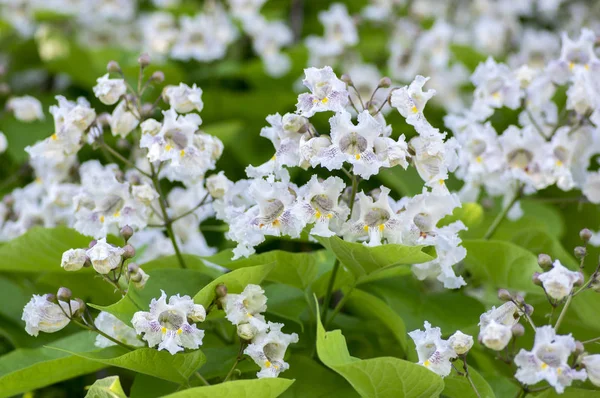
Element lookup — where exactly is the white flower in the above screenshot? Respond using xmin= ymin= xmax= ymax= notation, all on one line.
xmin=109 ymin=101 xmax=139 ymax=138
xmin=7 ymin=96 xmax=44 ymax=122
xmin=22 ymin=294 xmax=80 ymax=336
xmin=296 ymin=66 xmax=349 ymax=117
xmin=244 ymin=322 xmax=299 ymax=378
xmin=343 ymin=187 xmax=402 ymax=246
xmin=582 ymin=355 xmax=600 ymax=387
xmin=164 ymin=83 xmax=204 ymax=114
xmin=409 ymin=131 xmax=459 ymax=186
xmin=94 ymin=312 xmax=144 ymax=348
xmin=448 ymin=331 xmax=473 ymax=355
xmin=206 ymin=171 xmax=232 ymax=199
xmin=86 ymin=238 xmax=125 ymax=274
xmin=514 ymin=326 xmax=586 ymax=394
xmin=140 ymin=109 xmax=200 ymax=163
xmin=470 ymin=58 xmax=523 ymax=117
xmin=316 ymin=110 xmax=386 ymax=179
xmin=479 ymin=302 xmax=521 ymax=351
xmin=61 ymin=248 xmax=88 ymax=271
xmin=538 ymin=260 xmax=583 ymax=301
xmin=583 ymin=171 xmax=600 ymax=204
xmin=0 ymin=132 xmax=7 ymax=154
xmin=390 ymin=75 xmax=436 ymax=127
xmin=93 ymin=74 xmax=127 ymax=105
xmin=408 ymin=321 xmax=457 ymax=377
xmin=221 ymin=284 xmax=268 ymax=332
xmin=131 ymin=290 xmax=206 ymax=355
xmin=547 ymin=28 xmax=600 ymax=85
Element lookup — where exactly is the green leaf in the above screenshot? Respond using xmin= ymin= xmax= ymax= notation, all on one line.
xmin=193 ymin=263 xmax=275 ymax=307
xmin=315 ymin=236 xmax=435 ymax=283
xmin=0 ymin=332 xmax=105 ymax=398
xmin=162 ymin=378 xmax=294 ymax=398
xmin=264 ymin=284 xmax=307 ymax=331
xmin=536 ymin=388 xmax=600 ymax=397
xmin=508 ymin=228 xmax=578 ymax=269
xmin=130 ymin=374 xmax=178 ymax=398
xmin=345 ymin=289 xmax=407 ymax=352
xmin=203 ymin=250 xmax=320 ymax=290
xmin=140 ymin=254 xmax=222 ymax=278
xmin=315 ymin=298 xmax=444 ymax=398
xmin=85 ymin=376 xmax=127 ymax=398
xmin=462 ymin=240 xmax=542 ymax=295
xmin=52 ymin=345 xmax=206 ymax=384
xmin=443 ymin=367 xmax=496 ymax=398
xmin=441 ymin=202 xmax=484 ymax=229
xmin=281 ymin=355 xmax=359 ymax=397
xmin=90 ymin=268 xmax=214 ymax=325
xmin=0 ymin=226 xmax=91 ymax=272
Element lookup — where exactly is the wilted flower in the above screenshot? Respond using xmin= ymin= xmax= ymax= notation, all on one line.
xmin=22 ymin=294 xmax=80 ymax=336
xmin=61 ymin=248 xmax=88 ymax=271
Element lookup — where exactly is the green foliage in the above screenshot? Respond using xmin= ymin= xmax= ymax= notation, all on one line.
xmin=84 ymin=376 xmax=127 ymax=398
xmin=162 ymin=378 xmax=295 ymax=398
xmin=315 ymin=299 xmax=445 ymax=398
xmin=442 ymin=367 xmax=496 ymax=398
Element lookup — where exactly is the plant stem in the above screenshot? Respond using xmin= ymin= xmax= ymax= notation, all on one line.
xmin=321 ymin=259 xmax=340 ymax=321
xmin=554 ymin=294 xmax=572 ymax=331
xmin=150 ymin=163 xmax=187 ymax=269
xmin=101 ymin=142 xmax=152 ymax=178
xmin=325 ymin=285 xmax=355 ymax=328
xmin=194 ymin=371 xmax=210 ymax=386
xmin=484 ymin=187 xmax=521 ymax=240
xmin=582 ymin=336 xmax=600 ymax=344
xmin=223 ymin=343 xmax=246 ymax=382
xmin=170 ymin=193 xmax=210 ymax=223
xmin=462 ymin=357 xmax=481 ymax=398
xmin=101 ymin=274 xmax=127 ymax=297
xmin=72 ymin=319 xmax=136 ymax=351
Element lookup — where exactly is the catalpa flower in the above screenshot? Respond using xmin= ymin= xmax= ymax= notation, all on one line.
xmin=22 ymin=294 xmax=80 ymax=336
xmin=132 ymin=290 xmax=206 ymax=355
xmin=538 ymin=260 xmax=583 ymax=301
xmin=94 ymin=312 xmax=144 ymax=348
xmin=221 ymin=284 xmax=269 ymax=333
xmin=244 ymin=322 xmax=299 ymax=378
xmin=163 ymin=83 xmax=204 ymax=114
xmin=408 ymin=321 xmax=457 ymax=377
xmin=296 ymin=66 xmax=349 ymax=117
xmin=93 ymin=74 xmax=126 ymax=105
xmin=479 ymin=302 xmax=521 ymax=351
xmin=514 ymin=326 xmax=586 ymax=394
xmin=7 ymin=95 xmax=44 ymax=122
xmin=390 ymin=75 xmax=436 ymax=128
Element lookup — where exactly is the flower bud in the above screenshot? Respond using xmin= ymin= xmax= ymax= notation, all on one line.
xmin=122 ymin=244 xmax=136 ymax=259
xmin=448 ymin=331 xmax=473 ymax=355
xmin=574 ymin=272 xmax=585 ymax=286
xmin=215 ymin=283 xmax=227 ymax=298
xmin=537 ymin=253 xmax=553 ymax=269
xmin=138 ymin=53 xmax=151 ymax=67
xmin=498 ymin=289 xmax=512 ymax=301
xmin=574 ymin=246 xmax=587 ymax=259
xmin=120 ymin=225 xmax=134 ymax=242
xmin=57 ymin=287 xmax=72 ymax=302
xmin=591 ymin=278 xmax=600 ymax=293
xmin=107 ymin=60 xmax=121 ymax=73
xmin=0 ymin=83 xmax=10 ymax=96
xmin=378 ymin=77 xmax=392 ymax=88
xmin=341 ymin=74 xmax=353 ymax=85
xmin=511 ymin=323 xmax=525 ymax=337
xmin=532 ymin=272 xmax=542 ymax=286
xmin=73 ymin=298 xmax=86 ymax=317
xmin=130 ymin=272 xmax=143 ymax=283
xmin=575 ymin=341 xmax=585 ymax=355
xmin=151 ymin=71 xmax=164 ymax=83
xmin=514 ymin=295 xmax=525 ymax=306
xmin=61 ymin=248 xmax=88 ymax=271
xmin=132 ymin=268 xmax=149 ymax=288
xmin=523 ymin=304 xmax=534 ymax=316
xmin=45 ymin=293 xmax=58 ymax=303
xmin=128 ymin=262 xmax=140 ymax=274
xmin=237 ymin=323 xmax=257 ymax=341
xmin=580 ymin=228 xmax=593 ymax=243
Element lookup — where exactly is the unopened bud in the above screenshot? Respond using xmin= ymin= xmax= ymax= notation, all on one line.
xmin=532 ymin=272 xmax=543 ymax=286
xmin=128 ymin=262 xmax=140 ymax=274
xmin=514 ymin=295 xmax=525 ymax=306
xmin=378 ymin=77 xmax=392 ymax=88
xmin=237 ymin=323 xmax=257 ymax=341
xmin=120 ymin=225 xmax=134 ymax=242
xmin=138 ymin=53 xmax=151 ymax=67
xmin=574 ymin=246 xmax=587 ymax=259
xmin=89 ymin=239 xmax=97 ymax=248
xmin=341 ymin=74 xmax=353 ymax=85
xmin=141 ymin=103 xmax=154 ymax=117
xmin=574 ymin=272 xmax=585 ymax=286
xmin=122 ymin=244 xmax=135 ymax=259
xmin=74 ymin=298 xmax=86 ymax=317
xmin=591 ymin=279 xmax=600 ymax=293
xmin=0 ymin=83 xmax=10 ymax=96
xmin=107 ymin=61 xmax=121 ymax=73
xmin=498 ymin=289 xmax=512 ymax=301
xmin=57 ymin=287 xmax=72 ymax=302
xmin=511 ymin=323 xmax=525 ymax=337
xmin=151 ymin=71 xmax=164 ymax=83
xmin=84 ymin=256 xmax=92 ymax=268
xmin=3 ymin=194 xmax=14 ymax=206
xmin=130 ymin=272 xmax=143 ymax=283
xmin=575 ymin=341 xmax=585 ymax=354
xmin=45 ymin=293 xmax=57 ymax=303
xmin=537 ymin=253 xmax=553 ymax=270
xmin=215 ymin=283 xmax=227 ymax=298
xmin=580 ymin=228 xmax=593 ymax=243
xmin=524 ymin=304 xmax=534 ymax=316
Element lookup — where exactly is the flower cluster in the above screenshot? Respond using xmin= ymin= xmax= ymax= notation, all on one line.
xmin=220 ymin=284 xmax=298 ymax=378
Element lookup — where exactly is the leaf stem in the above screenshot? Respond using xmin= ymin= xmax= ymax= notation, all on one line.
xmin=582 ymin=336 xmax=600 ymax=344
xmin=223 ymin=342 xmax=246 ymax=382
xmin=193 ymin=371 xmax=210 ymax=386
xmin=461 ymin=356 xmax=481 ymax=398
xmin=71 ymin=319 xmax=136 ymax=351
xmin=483 ymin=186 xmax=521 ymax=240
xmin=321 ymin=259 xmax=340 ymax=322
xmin=554 ymin=294 xmax=572 ymax=332
xmin=325 ymin=285 xmax=355 ymax=328
xmin=100 ymin=142 xmax=152 ymax=179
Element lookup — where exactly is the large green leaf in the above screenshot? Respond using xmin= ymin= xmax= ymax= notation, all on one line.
xmin=441 ymin=202 xmax=484 ymax=229
xmin=443 ymin=367 xmax=496 ymax=398
xmin=90 ymin=268 xmax=214 ymax=325
xmin=52 ymin=345 xmax=206 ymax=384
xmin=193 ymin=263 xmax=275 ymax=307
xmin=85 ymin=376 xmax=127 ymax=398
xmin=205 ymin=250 xmax=320 ymax=290
xmin=315 ymin=299 xmax=444 ymax=398
xmin=462 ymin=240 xmax=542 ymax=295
xmin=140 ymin=254 xmax=222 ymax=278
xmin=315 ymin=236 xmax=435 ymax=283
xmin=345 ymin=289 xmax=407 ymax=352
xmin=0 ymin=332 xmax=105 ymax=398
xmin=162 ymin=378 xmax=294 ymax=398
xmin=129 ymin=374 xmax=179 ymax=398
xmin=0 ymin=226 xmax=91 ymax=272
xmin=281 ymin=355 xmax=359 ymax=397
xmin=509 ymin=229 xmax=578 ymax=269
xmin=537 ymin=388 xmax=600 ymax=397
